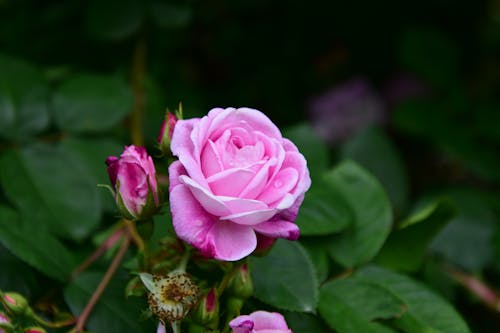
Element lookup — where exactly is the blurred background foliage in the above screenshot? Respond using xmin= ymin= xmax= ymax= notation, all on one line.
xmin=1 ymin=0 xmax=500 ymax=332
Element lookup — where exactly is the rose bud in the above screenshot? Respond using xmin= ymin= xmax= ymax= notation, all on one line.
xmin=190 ymin=288 xmax=219 ymax=328
xmin=105 ymin=145 xmax=160 ymax=220
xmin=2 ymin=292 xmax=30 ymax=316
xmin=0 ymin=312 xmax=13 ymax=332
xmin=226 ymin=263 xmax=253 ymax=300
xmin=140 ymin=272 xmax=200 ymax=323
xmin=168 ymin=107 xmax=311 ymax=261
xmin=229 ymin=311 xmax=292 ymax=333
xmin=158 ymin=111 xmax=178 ymax=156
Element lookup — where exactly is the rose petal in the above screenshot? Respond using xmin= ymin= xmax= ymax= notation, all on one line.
xmin=250 ymin=311 xmax=290 ymax=330
xmin=257 ymin=168 xmax=299 ymax=206
xmin=208 ymin=220 xmax=257 ymax=261
xmin=221 ymin=209 xmax=277 ymax=226
xmin=220 ymin=197 xmax=269 ymax=215
xmin=281 ymin=151 xmax=311 ymax=197
xmin=117 ymin=162 xmax=147 ymax=216
xmin=239 ymin=157 xmax=278 ymax=199
xmin=169 ymin=184 xmax=217 ymax=257
xmin=201 ymin=140 xmax=224 ymax=177
xmin=207 ymin=168 xmax=256 ymax=197
xmin=229 ymin=315 xmax=254 ymax=333
xmin=179 ymin=175 xmax=231 ymax=216
xmin=252 ymin=220 xmax=299 ymax=240
xmin=171 ymin=118 xmax=210 ymax=189
xmin=168 ymin=161 xmax=187 ymax=191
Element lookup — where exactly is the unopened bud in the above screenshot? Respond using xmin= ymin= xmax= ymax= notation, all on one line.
xmin=0 ymin=312 xmax=13 ymax=331
xmin=140 ymin=271 xmax=200 ymax=323
xmin=24 ymin=327 xmax=47 ymax=333
xmin=2 ymin=293 xmax=30 ymax=316
xmin=227 ymin=263 xmax=253 ymax=299
xmin=190 ymin=288 xmax=219 ymax=328
xmin=158 ymin=110 xmax=179 ymax=156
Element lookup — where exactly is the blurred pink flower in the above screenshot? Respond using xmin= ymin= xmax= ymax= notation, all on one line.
xmin=229 ymin=311 xmax=292 ymax=333
xmin=308 ymin=77 xmax=385 ymax=144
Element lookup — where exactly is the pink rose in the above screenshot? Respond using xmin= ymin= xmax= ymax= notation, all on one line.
xmin=229 ymin=311 xmax=292 ymax=333
xmin=168 ymin=107 xmax=311 ymax=261
xmin=106 ymin=145 xmax=159 ymax=220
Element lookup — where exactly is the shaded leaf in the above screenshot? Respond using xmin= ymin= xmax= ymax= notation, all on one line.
xmin=52 ymin=73 xmax=133 ymax=133
xmin=357 ymin=266 xmax=470 ymax=333
xmin=319 ymin=276 xmax=403 ymax=333
xmin=250 ymin=240 xmax=317 ymax=312
xmin=284 ymin=311 xmax=332 ymax=333
xmin=147 ymin=2 xmax=192 ymax=29
xmin=326 ymin=160 xmax=392 ymax=267
xmin=376 ymin=197 xmax=456 ymax=272
xmin=64 ymin=271 xmax=153 ymax=333
xmin=0 ymin=144 xmax=101 ymax=241
xmin=0 ymin=206 xmax=75 ymax=281
xmin=341 ymin=126 xmax=409 ymax=213
xmin=0 ymin=54 xmax=49 ymax=140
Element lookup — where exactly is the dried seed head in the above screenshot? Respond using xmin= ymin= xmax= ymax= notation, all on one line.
xmin=141 ymin=271 xmax=200 ymax=323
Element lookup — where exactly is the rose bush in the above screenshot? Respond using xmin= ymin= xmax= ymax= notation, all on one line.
xmin=168 ymin=107 xmax=311 ymax=261
xmin=229 ymin=311 xmax=292 ymax=333
xmin=106 ymin=145 xmax=159 ymax=220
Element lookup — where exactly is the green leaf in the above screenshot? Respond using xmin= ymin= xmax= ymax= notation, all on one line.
xmin=356 ymin=266 xmax=470 ymax=333
xmin=376 ymin=197 xmax=456 ymax=272
xmin=300 ymin=239 xmax=330 ymax=283
xmin=0 ymin=244 xmax=39 ymax=296
xmin=60 ymin=137 xmax=123 ymax=212
xmin=430 ymin=189 xmax=496 ymax=271
xmin=284 ymin=312 xmax=332 ymax=333
xmin=0 ymin=206 xmax=75 ymax=281
xmin=147 ymin=2 xmax=192 ymax=29
xmin=325 ymin=160 xmax=392 ymax=267
xmin=85 ymin=0 xmax=143 ymax=40
xmin=0 ymin=54 xmax=49 ymax=140
xmin=52 ymin=73 xmax=133 ymax=133
xmin=295 ymin=186 xmax=352 ymax=236
xmin=250 ymin=240 xmax=318 ymax=312
xmin=0 ymin=144 xmax=101 ymax=241
xmin=341 ymin=126 xmax=409 ymax=213
xmin=64 ymin=271 xmax=154 ymax=333
xmin=319 ymin=276 xmax=403 ymax=333
xmin=282 ymin=123 xmax=329 ymax=179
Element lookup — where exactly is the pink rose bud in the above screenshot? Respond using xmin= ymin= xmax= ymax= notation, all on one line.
xmin=106 ymin=145 xmax=160 ymax=220
xmin=158 ymin=107 xmax=180 ymax=156
xmin=227 ymin=263 xmax=253 ymax=299
xmin=229 ymin=311 xmax=292 ymax=333
xmin=190 ymin=288 xmax=219 ymax=328
xmin=2 ymin=292 xmax=30 ymax=315
xmin=168 ymin=107 xmax=311 ymax=261
xmin=0 ymin=312 xmax=13 ymax=333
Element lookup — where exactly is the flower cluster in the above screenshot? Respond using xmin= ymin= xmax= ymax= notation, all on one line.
xmin=107 ymin=107 xmax=307 ymax=332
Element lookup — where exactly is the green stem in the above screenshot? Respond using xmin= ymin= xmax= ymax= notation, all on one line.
xmin=130 ymin=35 xmax=146 ymax=147
xmin=34 ymin=314 xmax=76 ymax=328
xmin=171 ymin=321 xmax=181 ymax=333
xmin=217 ymin=262 xmax=241 ymax=296
xmin=176 ymin=247 xmax=191 ymax=273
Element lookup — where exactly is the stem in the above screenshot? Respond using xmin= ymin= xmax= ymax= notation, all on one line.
xmin=217 ymin=262 xmax=241 ymax=296
xmin=71 ymin=227 xmax=125 ymax=280
xmin=130 ymin=35 xmax=147 ymax=147
xmin=34 ymin=314 xmax=76 ymax=328
xmin=171 ymin=321 xmax=181 ymax=333
xmin=175 ymin=247 xmax=191 ymax=273
xmin=73 ymin=234 xmax=131 ymax=333
xmin=447 ymin=267 xmax=500 ymax=311
xmin=125 ymin=219 xmax=145 ymax=251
